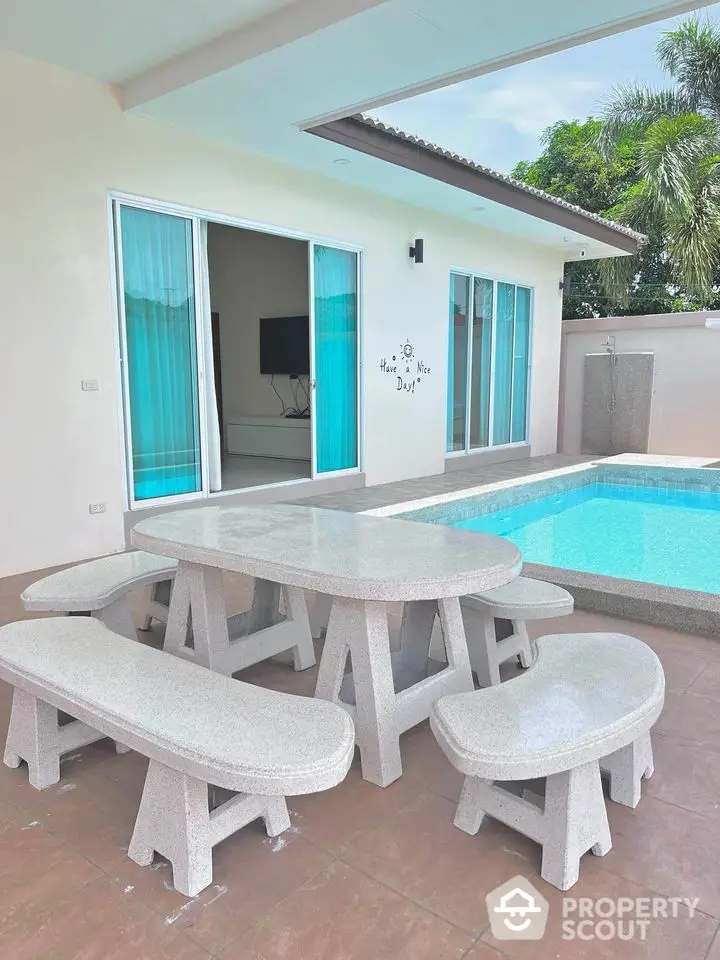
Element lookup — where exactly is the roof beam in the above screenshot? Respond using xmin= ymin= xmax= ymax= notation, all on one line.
xmin=122 ymin=0 xmax=391 ymax=109
xmin=308 ymin=116 xmax=641 ymax=253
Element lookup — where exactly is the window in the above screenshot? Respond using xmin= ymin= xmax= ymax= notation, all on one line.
xmin=447 ymin=272 xmax=532 ymax=453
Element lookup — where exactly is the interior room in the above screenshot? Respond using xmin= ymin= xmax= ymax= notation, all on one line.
xmin=207 ymin=223 xmax=312 ymax=492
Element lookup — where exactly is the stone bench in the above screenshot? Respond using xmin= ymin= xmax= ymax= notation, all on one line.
xmin=21 ymin=551 xmax=178 ymax=640
xmin=0 ymin=617 xmax=354 ymax=897
xmin=430 ymin=632 xmax=664 ymax=890
xmin=461 ymin=577 xmax=574 ymax=686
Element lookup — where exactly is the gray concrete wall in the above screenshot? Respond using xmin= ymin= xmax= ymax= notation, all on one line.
xmin=560 ymin=312 xmax=720 ymax=457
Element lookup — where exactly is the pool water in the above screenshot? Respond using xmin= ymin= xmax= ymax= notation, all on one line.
xmin=453 ymin=482 xmax=720 ymax=594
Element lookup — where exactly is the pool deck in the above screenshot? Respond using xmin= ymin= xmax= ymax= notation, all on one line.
xmin=295 ymin=454 xmax=596 ymax=512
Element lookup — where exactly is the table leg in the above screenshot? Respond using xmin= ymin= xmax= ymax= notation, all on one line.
xmin=163 ymin=563 xmax=193 ymax=658
xmin=316 ymin=598 xmax=402 ymax=788
xmin=164 ymin=562 xmax=231 ymax=674
xmin=187 ymin=565 xmax=231 ymax=673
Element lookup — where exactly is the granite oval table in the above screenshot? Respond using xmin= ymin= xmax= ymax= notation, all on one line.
xmin=131 ymin=504 xmax=522 ymax=787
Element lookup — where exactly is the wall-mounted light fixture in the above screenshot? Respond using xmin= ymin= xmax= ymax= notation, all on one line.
xmin=705 ymin=317 xmax=720 ymax=329
xmin=409 ymin=239 xmax=424 ymax=263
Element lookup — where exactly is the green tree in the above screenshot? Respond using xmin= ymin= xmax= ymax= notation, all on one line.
xmin=597 ymin=17 xmax=720 ymax=298
xmin=512 ymin=119 xmax=676 ymax=318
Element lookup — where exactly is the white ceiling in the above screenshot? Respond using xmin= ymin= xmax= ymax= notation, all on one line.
xmin=0 ymin=0 xmax=708 ymax=251
xmin=0 ymin=0 xmax=302 ymax=82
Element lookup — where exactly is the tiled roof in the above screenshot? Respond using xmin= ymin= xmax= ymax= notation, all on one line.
xmin=356 ymin=114 xmax=647 ymax=244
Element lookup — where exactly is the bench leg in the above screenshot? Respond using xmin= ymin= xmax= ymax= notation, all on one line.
xmin=462 ymin=608 xmax=501 ymax=687
xmin=513 ymin=620 xmax=536 ymax=669
xmin=602 ymin=734 xmax=654 ymax=809
xmin=397 ymin=600 xmax=436 ymax=690
xmin=129 ymin=760 xmax=213 ymax=898
xmin=453 ymin=776 xmax=489 ymax=835
xmin=4 ymin=690 xmax=61 ymax=789
xmin=139 ymin=580 xmax=173 ymax=631
xmin=129 ymin=760 xmax=292 ymax=897
xmin=542 ymin=761 xmax=611 ymax=891
xmin=95 ymin=598 xmax=137 ymax=641
xmin=309 ymin=591 xmax=333 ymax=640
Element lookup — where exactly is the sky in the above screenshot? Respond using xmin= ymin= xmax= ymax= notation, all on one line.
xmin=373 ymin=3 xmax=720 ymax=174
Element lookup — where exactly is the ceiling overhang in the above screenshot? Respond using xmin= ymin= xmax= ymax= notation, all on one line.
xmin=308 ymin=116 xmax=643 ymax=254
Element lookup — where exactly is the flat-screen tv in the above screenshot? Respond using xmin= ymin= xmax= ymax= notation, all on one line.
xmin=259 ymin=315 xmax=310 ymax=376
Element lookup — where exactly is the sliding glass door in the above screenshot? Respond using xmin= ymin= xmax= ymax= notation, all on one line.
xmin=447 ymin=271 xmax=532 ymax=454
xmin=115 ymin=197 xmax=363 ymax=505
xmin=117 ymin=205 xmax=202 ymax=502
xmin=311 ymin=244 xmax=359 ymax=475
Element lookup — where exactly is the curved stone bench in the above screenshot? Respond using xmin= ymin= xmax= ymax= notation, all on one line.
xmin=0 ymin=617 xmax=354 ymax=897
xmin=461 ymin=577 xmax=574 ymax=687
xmin=21 ymin=551 xmax=178 ymax=640
xmin=430 ymin=632 xmax=664 ymax=890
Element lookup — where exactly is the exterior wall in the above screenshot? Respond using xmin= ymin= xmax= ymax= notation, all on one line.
xmin=0 ymin=49 xmax=566 ymax=576
xmin=207 ymin=224 xmax=309 ymax=421
xmin=559 ymin=312 xmax=720 ymax=457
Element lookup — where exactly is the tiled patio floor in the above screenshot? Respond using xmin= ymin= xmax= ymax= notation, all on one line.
xmin=0 ymin=568 xmax=718 ymax=959
xmin=0 ymin=454 xmax=718 ymax=959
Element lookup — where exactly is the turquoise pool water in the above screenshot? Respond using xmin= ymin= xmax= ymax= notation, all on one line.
xmin=454 ymin=481 xmax=720 ymax=594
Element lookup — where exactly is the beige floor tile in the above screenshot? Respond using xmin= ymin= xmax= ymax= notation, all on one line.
xmin=219 ymin=860 xmax=473 ymax=960
xmin=341 ymin=790 xmax=541 ymax=935
xmin=601 ymin=795 xmax=720 ymax=919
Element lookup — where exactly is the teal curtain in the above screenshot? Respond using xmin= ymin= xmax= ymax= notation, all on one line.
xmin=469 ymin=277 xmax=493 ymax=448
xmin=511 ymin=287 xmax=531 ymax=442
xmin=448 ymin=274 xmax=470 ymax=451
xmin=119 ymin=206 xmax=201 ymax=500
xmin=313 ymin=246 xmax=358 ymax=473
xmin=493 ymin=282 xmax=515 ymax=445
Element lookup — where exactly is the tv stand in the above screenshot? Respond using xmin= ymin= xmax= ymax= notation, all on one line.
xmin=225 ymin=415 xmax=311 ymax=461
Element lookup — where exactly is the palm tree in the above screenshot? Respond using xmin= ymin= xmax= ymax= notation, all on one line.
xmin=597 ymin=18 xmax=720 ymax=300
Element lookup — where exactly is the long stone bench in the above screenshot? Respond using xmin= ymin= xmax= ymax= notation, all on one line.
xmin=431 ymin=632 xmax=664 ymax=890
xmin=0 ymin=617 xmax=354 ymax=896
xmin=21 ymin=551 xmax=179 ymax=639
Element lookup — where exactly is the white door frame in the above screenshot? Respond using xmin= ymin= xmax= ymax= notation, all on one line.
xmin=110 ymin=190 xmax=365 ymax=509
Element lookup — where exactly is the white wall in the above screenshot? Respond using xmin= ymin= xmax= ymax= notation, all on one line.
xmin=560 ymin=312 xmax=720 ymax=456
xmin=207 ymin=224 xmax=309 ymax=422
xmin=0 ymin=48 xmax=566 ymax=576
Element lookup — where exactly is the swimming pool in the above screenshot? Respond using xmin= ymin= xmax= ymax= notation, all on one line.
xmin=453 ymin=481 xmax=720 ymax=594
xmin=390 ymin=463 xmax=720 ymax=602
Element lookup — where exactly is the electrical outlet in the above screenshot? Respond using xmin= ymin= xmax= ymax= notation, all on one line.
xmin=89 ymin=503 xmax=106 ymax=515
xmin=81 ymin=379 xmax=99 ymax=392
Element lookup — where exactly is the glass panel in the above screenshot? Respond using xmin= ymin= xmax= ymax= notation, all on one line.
xmin=119 ymin=206 xmax=201 ymax=500
xmin=447 ymin=273 xmax=470 ymax=451
xmin=313 ymin=245 xmax=358 ymax=473
xmin=492 ymin=282 xmax=515 ymax=445
xmin=511 ymin=287 xmax=531 ymax=442
xmin=469 ymin=277 xmax=493 ymax=448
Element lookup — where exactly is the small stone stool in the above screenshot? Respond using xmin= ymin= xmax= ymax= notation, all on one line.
xmin=430 ymin=632 xmax=664 ymax=890
xmin=461 ymin=577 xmax=574 ymax=687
